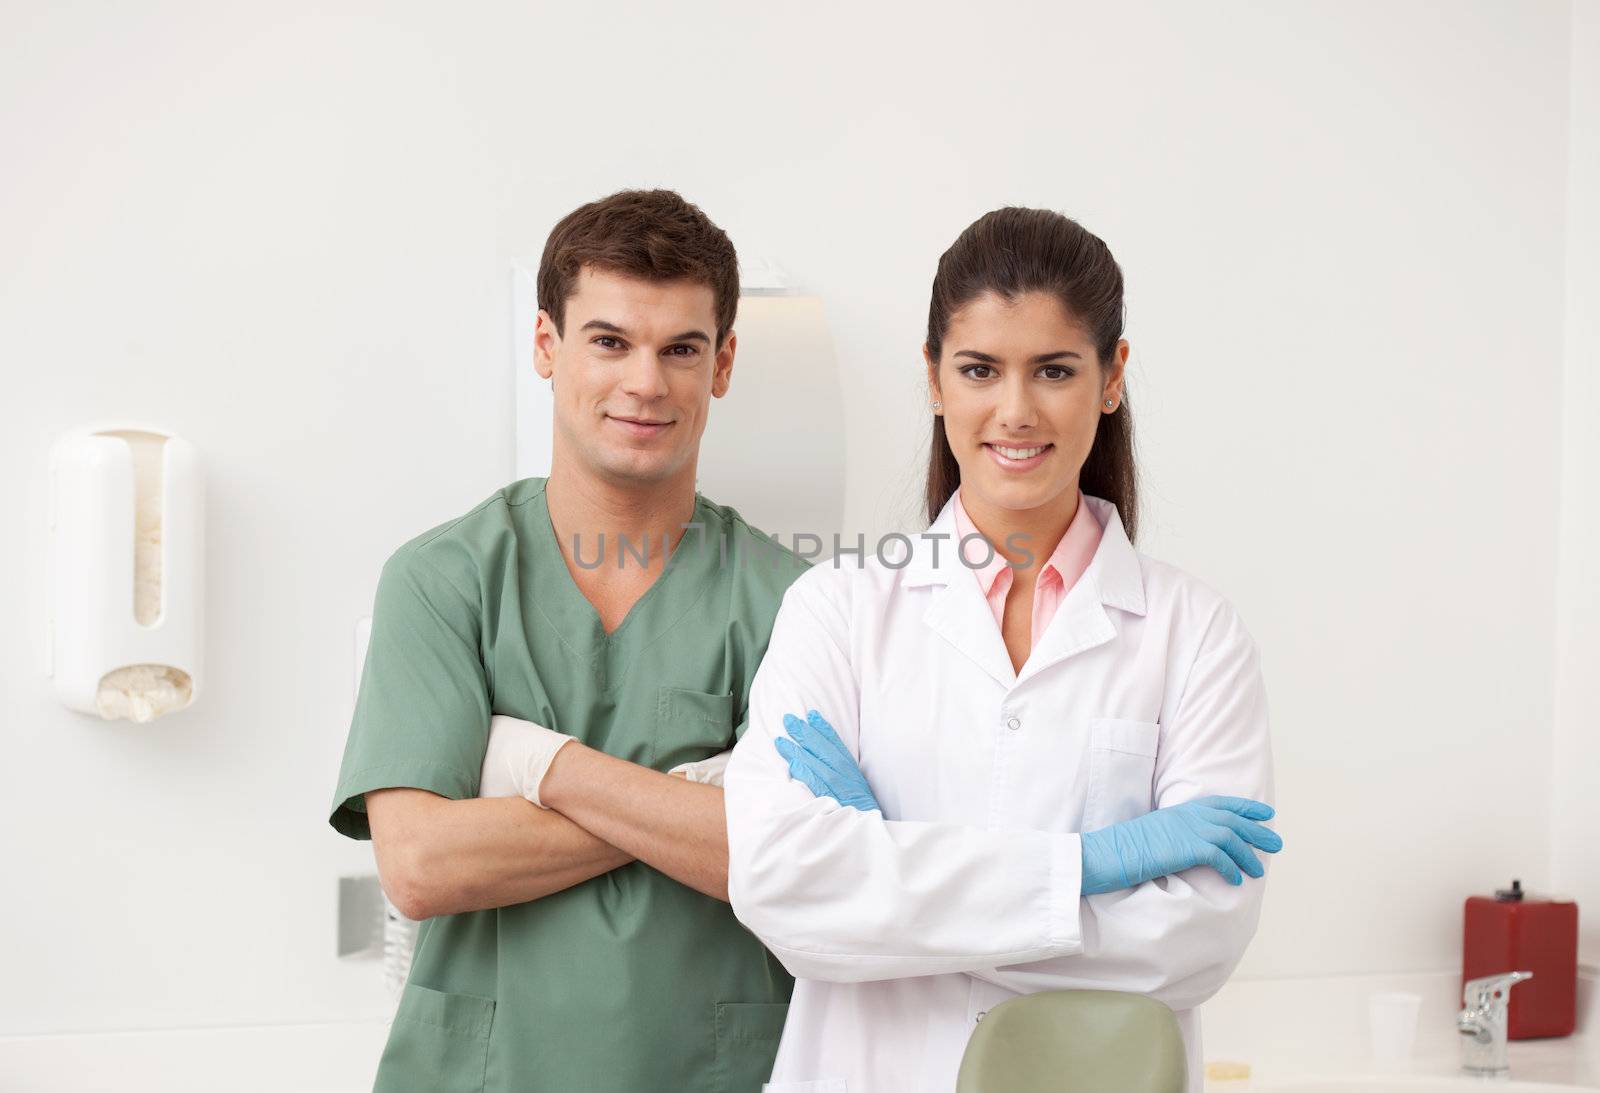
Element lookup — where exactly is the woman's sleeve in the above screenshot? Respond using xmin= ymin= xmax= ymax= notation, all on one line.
xmin=966 ymin=601 xmax=1276 ymax=1012
xmin=724 ymin=567 xmax=1086 ymax=984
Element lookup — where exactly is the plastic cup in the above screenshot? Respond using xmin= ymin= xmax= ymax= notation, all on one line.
xmin=1368 ymin=991 xmax=1423 ymax=1063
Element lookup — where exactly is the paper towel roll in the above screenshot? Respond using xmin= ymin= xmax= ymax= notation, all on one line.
xmin=95 ymin=431 xmax=190 ymax=721
xmin=49 ymin=423 xmax=203 ymax=721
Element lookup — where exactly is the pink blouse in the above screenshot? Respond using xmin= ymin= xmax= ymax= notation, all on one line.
xmin=951 ymin=487 xmax=1104 ymax=647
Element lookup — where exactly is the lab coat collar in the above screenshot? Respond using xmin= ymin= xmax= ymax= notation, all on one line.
xmin=902 ymin=492 xmax=1146 ymax=692
xmin=903 ymin=492 xmax=1147 ymax=619
xmin=1081 ymin=495 xmax=1147 ymax=617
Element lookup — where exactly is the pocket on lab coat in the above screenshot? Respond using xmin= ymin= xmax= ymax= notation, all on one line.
xmin=712 ymin=1001 xmax=791 ymax=1093
xmin=654 ymin=686 xmax=735 ymax=770
xmin=1080 ymin=718 xmax=1161 ymax=830
xmin=374 ymin=982 xmax=494 ymax=1093
xmin=761 ymin=1083 xmax=848 ymax=1093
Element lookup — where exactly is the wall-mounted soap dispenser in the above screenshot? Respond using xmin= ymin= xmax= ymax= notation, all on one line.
xmin=48 ymin=423 xmax=204 ymax=722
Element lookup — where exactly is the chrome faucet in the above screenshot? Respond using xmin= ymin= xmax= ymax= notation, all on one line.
xmin=1458 ymin=970 xmax=1534 ymax=1075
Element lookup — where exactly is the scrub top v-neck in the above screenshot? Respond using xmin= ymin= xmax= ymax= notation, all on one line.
xmin=329 ymin=476 xmax=808 ymax=1093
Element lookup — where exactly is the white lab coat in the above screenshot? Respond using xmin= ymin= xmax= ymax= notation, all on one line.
xmin=724 ymin=494 xmax=1275 ymax=1093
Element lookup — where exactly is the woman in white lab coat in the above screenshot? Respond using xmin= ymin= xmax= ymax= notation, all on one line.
xmin=723 ymin=207 xmax=1282 ymax=1093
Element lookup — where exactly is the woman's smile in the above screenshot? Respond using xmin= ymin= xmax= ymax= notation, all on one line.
xmin=983 ymin=441 xmax=1054 ymax=471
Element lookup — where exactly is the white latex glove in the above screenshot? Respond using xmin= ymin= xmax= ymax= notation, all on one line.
xmin=479 ymin=713 xmax=576 ymax=807
xmin=667 ymin=748 xmax=733 ymax=786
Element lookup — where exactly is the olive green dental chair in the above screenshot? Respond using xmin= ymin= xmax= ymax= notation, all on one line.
xmin=955 ymin=989 xmax=1187 ymax=1093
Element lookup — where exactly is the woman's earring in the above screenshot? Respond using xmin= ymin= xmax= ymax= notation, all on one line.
xmin=1104 ymin=399 xmax=1115 ymax=410
xmin=931 ymin=400 xmax=942 ymax=412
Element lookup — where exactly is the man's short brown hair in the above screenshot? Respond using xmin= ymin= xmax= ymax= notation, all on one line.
xmin=537 ymin=189 xmax=740 ymax=347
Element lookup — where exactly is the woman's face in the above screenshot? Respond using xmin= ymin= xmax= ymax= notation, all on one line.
xmin=926 ymin=290 xmax=1128 ymax=521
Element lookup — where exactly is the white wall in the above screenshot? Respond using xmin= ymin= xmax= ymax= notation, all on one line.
xmin=1554 ymin=0 xmax=1600 ymax=963
xmin=1 ymin=0 xmax=1588 ymax=1042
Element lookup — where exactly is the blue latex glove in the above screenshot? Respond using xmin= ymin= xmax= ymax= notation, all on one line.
xmin=774 ymin=709 xmax=882 ymax=813
xmin=1081 ymin=796 xmax=1283 ymax=895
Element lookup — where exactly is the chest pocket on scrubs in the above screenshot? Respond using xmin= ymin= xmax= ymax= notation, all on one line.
xmin=653 ymin=686 xmax=734 ymax=770
xmin=1080 ymin=718 xmax=1161 ymax=831
xmin=375 ymin=982 xmax=495 ymax=1093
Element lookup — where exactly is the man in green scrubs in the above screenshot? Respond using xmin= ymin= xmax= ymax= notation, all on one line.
xmin=328 ymin=190 xmax=808 ymax=1092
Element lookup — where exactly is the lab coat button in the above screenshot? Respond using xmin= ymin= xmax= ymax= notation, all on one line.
xmin=1006 ymin=717 xmax=1021 ymax=731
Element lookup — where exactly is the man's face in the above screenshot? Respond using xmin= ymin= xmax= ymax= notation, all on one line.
xmin=534 ymin=266 xmax=734 ymax=489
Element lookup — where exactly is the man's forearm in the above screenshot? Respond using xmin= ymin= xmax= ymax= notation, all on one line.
xmin=366 ymin=788 xmax=634 ymax=919
xmin=541 ymin=742 xmax=730 ymax=902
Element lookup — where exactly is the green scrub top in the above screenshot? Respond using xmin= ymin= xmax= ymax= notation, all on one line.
xmin=328 ymin=476 xmax=808 ymax=1093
